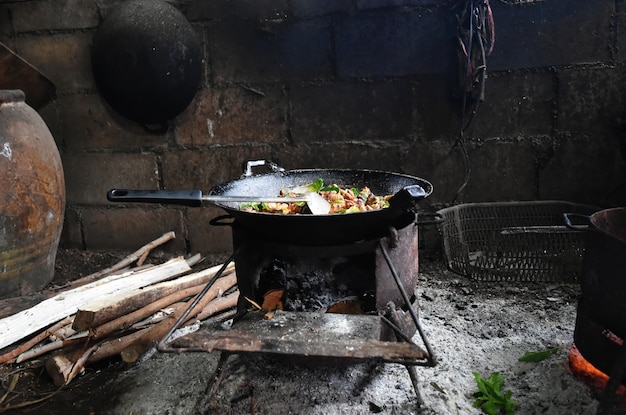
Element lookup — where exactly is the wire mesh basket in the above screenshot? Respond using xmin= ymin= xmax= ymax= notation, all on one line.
xmin=437 ymin=201 xmax=600 ymax=282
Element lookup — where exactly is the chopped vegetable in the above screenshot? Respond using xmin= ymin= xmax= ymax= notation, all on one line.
xmin=239 ymin=179 xmax=391 ymax=214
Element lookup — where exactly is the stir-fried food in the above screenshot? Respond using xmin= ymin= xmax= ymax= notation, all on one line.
xmin=240 ymin=179 xmax=392 ymax=214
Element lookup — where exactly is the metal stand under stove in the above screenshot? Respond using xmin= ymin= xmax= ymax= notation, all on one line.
xmin=158 ymin=216 xmax=437 ymax=405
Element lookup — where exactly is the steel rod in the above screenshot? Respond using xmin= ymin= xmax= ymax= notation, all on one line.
xmin=379 ymin=240 xmax=437 ymax=366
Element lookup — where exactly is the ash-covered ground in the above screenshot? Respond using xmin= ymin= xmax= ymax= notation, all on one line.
xmin=2 ymin=249 xmax=623 ymax=415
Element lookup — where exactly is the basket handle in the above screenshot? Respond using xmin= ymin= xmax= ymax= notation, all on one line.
xmin=562 ymin=212 xmax=592 ymax=231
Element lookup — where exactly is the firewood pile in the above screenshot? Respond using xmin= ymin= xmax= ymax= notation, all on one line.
xmin=0 ymin=232 xmax=239 ymax=397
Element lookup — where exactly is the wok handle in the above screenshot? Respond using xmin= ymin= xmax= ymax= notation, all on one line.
xmin=563 ymin=212 xmax=592 ymax=231
xmin=107 ymin=189 xmax=203 ymax=207
xmin=388 ymin=184 xmax=427 ymax=210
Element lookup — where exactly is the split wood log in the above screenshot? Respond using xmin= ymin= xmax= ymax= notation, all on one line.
xmin=90 ymin=282 xmax=214 ymax=340
xmin=86 ymin=328 xmax=148 ymax=365
xmin=45 ymin=327 xmax=146 ymax=387
xmin=45 ymin=289 xmax=238 ymax=386
xmin=0 ymin=256 xmax=192 ymax=350
xmin=120 ymin=272 xmax=238 ymax=363
xmin=17 ymin=291 xmax=239 ymax=365
xmin=73 ymin=262 xmax=235 ymax=331
xmin=0 ymin=316 xmax=73 ymax=364
xmin=54 ymin=231 xmax=177 ymax=291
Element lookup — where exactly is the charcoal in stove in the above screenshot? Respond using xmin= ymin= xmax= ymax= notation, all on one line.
xmin=159 ymin=210 xmax=437 ymax=403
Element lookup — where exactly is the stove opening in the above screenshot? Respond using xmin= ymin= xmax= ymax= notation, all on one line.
xmin=257 ymin=255 xmax=378 ymax=314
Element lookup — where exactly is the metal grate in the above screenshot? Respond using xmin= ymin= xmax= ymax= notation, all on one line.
xmin=437 ymin=201 xmax=600 ymax=282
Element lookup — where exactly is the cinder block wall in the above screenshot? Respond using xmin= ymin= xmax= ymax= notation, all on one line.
xmin=1 ymin=0 xmax=625 ymax=257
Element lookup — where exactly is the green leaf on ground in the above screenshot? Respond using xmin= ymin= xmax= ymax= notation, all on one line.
xmin=472 ymin=372 xmax=518 ymax=415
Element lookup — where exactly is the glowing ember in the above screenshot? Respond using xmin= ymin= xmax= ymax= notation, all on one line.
xmin=568 ymin=344 xmax=626 ymax=395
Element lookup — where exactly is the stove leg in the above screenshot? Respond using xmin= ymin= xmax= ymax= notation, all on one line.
xmin=379 ymin=241 xmax=437 ymax=366
xmin=385 ymin=302 xmax=425 ymax=406
xmin=207 ymin=351 xmax=232 ymax=399
xmin=406 ymin=364 xmax=424 ymax=407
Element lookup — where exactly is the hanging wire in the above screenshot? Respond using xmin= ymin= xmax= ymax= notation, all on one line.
xmin=451 ymin=0 xmax=495 ymax=204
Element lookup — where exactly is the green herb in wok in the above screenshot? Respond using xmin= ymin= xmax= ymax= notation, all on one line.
xmin=239 ymin=202 xmax=270 ymax=212
xmin=306 ymin=178 xmax=325 ymax=192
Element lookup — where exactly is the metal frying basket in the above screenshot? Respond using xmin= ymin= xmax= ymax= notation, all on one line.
xmin=437 ymin=201 xmax=600 ymax=282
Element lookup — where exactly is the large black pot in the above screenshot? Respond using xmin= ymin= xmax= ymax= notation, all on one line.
xmin=564 ymin=207 xmax=626 ymax=383
xmin=92 ymin=0 xmax=202 ymax=129
xmin=565 ymin=207 xmax=626 ymax=330
xmin=108 ymin=160 xmax=433 ymax=245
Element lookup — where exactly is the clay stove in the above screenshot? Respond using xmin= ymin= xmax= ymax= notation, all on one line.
xmin=159 ymin=211 xmax=436 ymax=402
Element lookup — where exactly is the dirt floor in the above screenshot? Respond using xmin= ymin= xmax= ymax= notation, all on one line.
xmin=0 ymin=248 xmax=624 ymax=414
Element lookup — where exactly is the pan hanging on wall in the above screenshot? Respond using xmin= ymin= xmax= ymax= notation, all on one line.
xmin=91 ymin=0 xmax=202 ymax=132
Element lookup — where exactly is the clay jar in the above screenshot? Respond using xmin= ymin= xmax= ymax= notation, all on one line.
xmin=0 ymin=89 xmax=65 ymax=298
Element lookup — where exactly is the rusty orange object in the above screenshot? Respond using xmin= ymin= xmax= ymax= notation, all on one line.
xmin=0 ymin=89 xmax=65 ymax=298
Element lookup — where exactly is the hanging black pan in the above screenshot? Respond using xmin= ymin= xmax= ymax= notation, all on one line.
xmin=108 ymin=160 xmax=433 ymax=245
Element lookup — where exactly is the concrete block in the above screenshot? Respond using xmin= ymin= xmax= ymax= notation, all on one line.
xmin=174 ymin=87 xmax=288 ymax=147
xmin=289 ymin=81 xmax=413 ymax=143
xmin=291 ymin=0 xmax=350 ymax=18
xmin=161 ymin=147 xmax=275 ymax=191
xmin=186 ymin=0 xmax=290 ymax=21
xmin=59 ymin=207 xmax=84 ymax=249
xmin=411 ymin=73 xmax=462 ymax=140
xmin=464 ymin=71 xmax=554 ymax=139
xmin=81 ymin=207 xmax=187 ymax=252
xmin=5 ymin=0 xmax=99 ymax=32
xmin=462 ymin=139 xmax=537 ymax=202
xmin=56 ymin=93 xmax=172 ymax=150
xmin=356 ymin=0 xmax=442 ymax=9
xmin=416 ymin=138 xmax=538 ymax=204
xmin=188 ymin=207 xmax=234 ymax=255
xmin=335 ymin=8 xmax=456 ymax=77
xmin=558 ymin=67 xmax=626 ymax=136
xmin=273 ymin=142 xmax=409 ymax=171
xmin=209 ymin=19 xmax=333 ymax=82
xmin=62 ymin=152 xmax=159 ymax=205
xmin=539 ymin=134 xmax=626 ymax=205
xmin=13 ymin=33 xmax=93 ymax=93
xmin=488 ymin=0 xmax=613 ymax=70
xmin=617 ymin=4 xmax=626 ymax=63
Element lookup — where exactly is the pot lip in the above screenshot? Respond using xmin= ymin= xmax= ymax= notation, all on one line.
xmin=590 ymin=206 xmax=626 ymax=244
xmin=211 ymin=168 xmax=434 ymax=196
xmin=0 ymin=89 xmax=25 ymax=105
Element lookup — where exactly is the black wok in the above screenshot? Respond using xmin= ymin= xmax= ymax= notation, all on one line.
xmin=108 ymin=160 xmax=433 ymax=245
